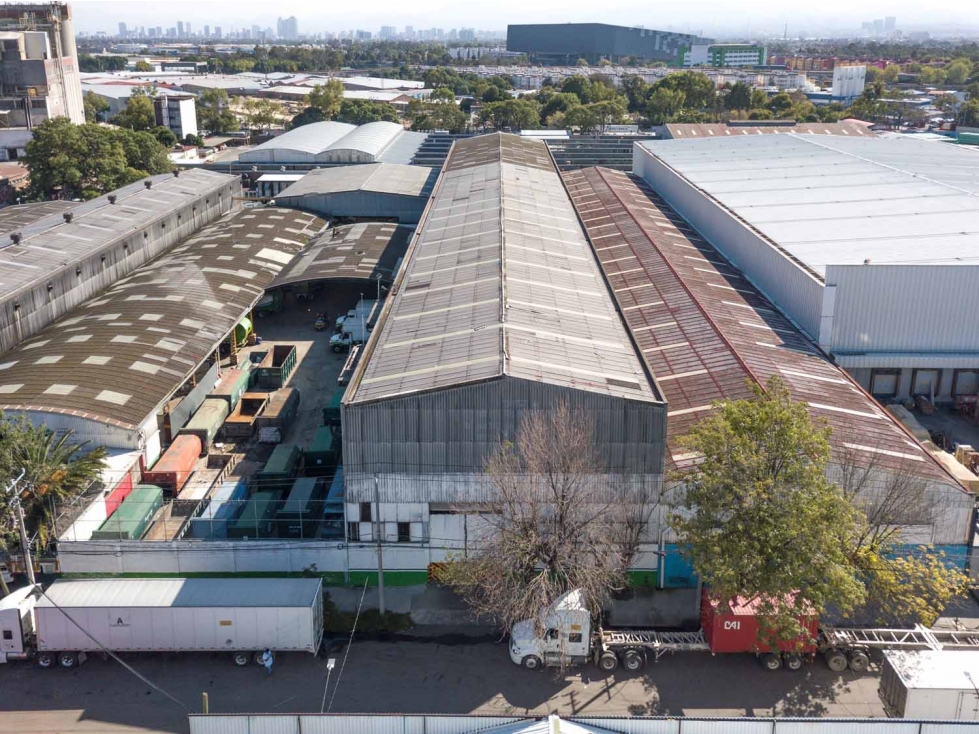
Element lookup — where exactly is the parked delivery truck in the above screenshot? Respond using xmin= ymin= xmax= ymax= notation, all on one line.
xmin=509 ymin=589 xmax=979 ymax=673
xmin=0 ymin=577 xmax=323 ymax=668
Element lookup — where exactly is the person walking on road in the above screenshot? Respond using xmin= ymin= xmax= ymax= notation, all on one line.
xmin=260 ymin=648 xmax=274 ymax=676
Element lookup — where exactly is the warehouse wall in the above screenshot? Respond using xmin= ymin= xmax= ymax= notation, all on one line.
xmin=825 ymin=264 xmax=979 ymax=356
xmin=343 ymin=376 xmax=666 ymax=504
xmin=634 ymin=144 xmax=825 ymax=341
xmin=274 ymin=191 xmax=428 ymax=223
xmin=0 ymin=175 xmax=240 ymax=353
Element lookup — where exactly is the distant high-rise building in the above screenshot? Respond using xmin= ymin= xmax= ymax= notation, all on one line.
xmin=203 ymin=25 xmax=210 ymax=38
xmin=251 ymin=24 xmax=260 ymax=39
xmin=379 ymin=25 xmax=397 ymax=39
xmin=277 ymin=16 xmax=299 ymax=40
xmin=177 ymin=20 xmax=184 ymax=37
xmin=185 ymin=22 xmax=192 ymax=36
xmin=459 ymin=27 xmax=476 ymax=42
xmin=873 ymin=19 xmax=884 ymax=33
xmin=155 ymin=26 xmax=162 ymax=37
xmin=118 ymin=22 xmax=127 ymax=37
xmin=405 ymin=25 xmax=414 ymax=40
xmin=214 ymin=26 xmax=222 ymax=39
xmin=884 ymin=16 xmax=896 ymax=31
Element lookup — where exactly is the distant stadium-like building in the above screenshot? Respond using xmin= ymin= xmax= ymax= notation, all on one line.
xmin=506 ymin=23 xmax=711 ymax=66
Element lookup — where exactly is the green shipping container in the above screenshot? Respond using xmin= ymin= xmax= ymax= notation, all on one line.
xmin=206 ymin=367 xmax=252 ymax=410
xmin=226 ymin=491 xmax=281 ymax=539
xmin=276 ymin=477 xmax=324 ymax=538
xmin=91 ymin=484 xmax=163 ymax=540
xmin=256 ymin=443 xmax=302 ymax=491
xmin=305 ymin=427 xmax=336 ymax=476
xmin=178 ymin=398 xmax=230 ymax=452
xmin=322 ymin=385 xmax=346 ymax=429
xmin=253 ymin=345 xmax=297 ymax=389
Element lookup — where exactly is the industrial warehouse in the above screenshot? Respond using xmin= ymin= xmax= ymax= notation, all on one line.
xmin=0 ymin=129 xmax=962 ymax=594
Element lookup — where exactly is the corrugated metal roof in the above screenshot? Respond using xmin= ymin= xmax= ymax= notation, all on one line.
xmin=271 ymin=222 xmax=412 ymax=287
xmin=347 ymin=133 xmax=661 ymax=405
xmin=376 ymin=131 xmax=431 ymax=165
xmin=0 ymin=207 xmax=325 ymax=429
xmin=321 ymin=121 xmax=404 ymax=161
xmin=563 ymin=166 xmax=961 ymax=488
xmin=0 ymin=200 xmax=77 ymax=235
xmin=38 ymin=577 xmax=321 ymax=608
xmin=641 ymin=135 xmax=979 ymax=275
xmin=239 ymin=122 xmax=357 ymax=161
xmin=0 ymin=170 xmax=233 ymax=306
xmin=276 ymin=163 xmax=437 ymax=199
xmin=663 ymin=121 xmax=875 ymax=139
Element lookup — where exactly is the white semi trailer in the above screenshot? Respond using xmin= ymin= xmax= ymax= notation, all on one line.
xmin=0 ymin=577 xmax=323 ymax=668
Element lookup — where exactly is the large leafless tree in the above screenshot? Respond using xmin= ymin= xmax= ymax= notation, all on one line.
xmin=438 ymin=400 xmax=659 ymax=632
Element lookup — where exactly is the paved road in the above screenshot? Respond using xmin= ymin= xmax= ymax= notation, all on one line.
xmin=0 ymin=639 xmax=886 ymax=734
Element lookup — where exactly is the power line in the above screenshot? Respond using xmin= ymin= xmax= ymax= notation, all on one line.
xmin=326 ymin=577 xmax=367 ymax=713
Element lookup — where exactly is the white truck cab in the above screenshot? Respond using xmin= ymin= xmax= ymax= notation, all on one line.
xmin=508 ymin=590 xmax=592 ymax=669
xmin=0 ymin=585 xmax=38 ymax=664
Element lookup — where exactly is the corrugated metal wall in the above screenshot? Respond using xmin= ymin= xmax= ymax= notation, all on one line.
xmin=826 ymin=264 xmax=979 ymax=355
xmin=169 ymin=362 xmax=221 ymax=435
xmin=276 ymin=191 xmax=428 ymax=224
xmin=343 ymin=376 xmax=666 ymax=504
xmin=189 ymin=716 xmax=528 ymax=734
xmin=633 ymin=146 xmax=824 ymax=341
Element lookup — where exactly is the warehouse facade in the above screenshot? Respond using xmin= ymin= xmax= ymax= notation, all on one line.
xmin=342 ymin=133 xmax=667 ymax=582
xmin=506 ymin=23 xmax=711 ymax=66
xmin=634 ymin=135 xmax=979 ymax=403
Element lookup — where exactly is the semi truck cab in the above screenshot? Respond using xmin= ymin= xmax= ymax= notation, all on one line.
xmin=508 ymin=590 xmax=592 ymax=669
xmin=0 ymin=585 xmax=38 ymax=664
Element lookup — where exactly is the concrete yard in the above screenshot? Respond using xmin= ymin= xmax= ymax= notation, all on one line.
xmin=0 ymin=638 xmax=887 ymax=734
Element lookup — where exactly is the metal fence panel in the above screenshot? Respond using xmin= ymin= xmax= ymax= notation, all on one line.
xmin=424 ymin=717 xmax=529 ymax=734
xmin=680 ymin=720 xmax=773 ymax=734
xmin=776 ymin=721 xmax=918 ymax=734
xmin=921 ymin=725 xmax=979 ymax=734
xmin=246 ymin=716 xmax=300 ymax=734
xmin=298 ymin=715 xmax=407 ymax=734
xmin=188 ymin=716 xmax=250 ymax=734
xmin=572 ymin=718 xmax=680 ymax=734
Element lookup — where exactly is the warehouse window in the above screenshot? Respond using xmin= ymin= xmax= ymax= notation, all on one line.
xmin=2 ymin=630 xmax=11 ymax=640
xmin=912 ymin=369 xmax=942 ymax=398
xmin=870 ymin=369 xmax=900 ymax=399
xmin=953 ymin=370 xmax=979 ymax=397
xmin=359 ymin=502 xmax=371 ymax=523
xmin=347 ymin=522 xmax=360 ymax=542
xmin=397 ymin=522 xmax=410 ymax=543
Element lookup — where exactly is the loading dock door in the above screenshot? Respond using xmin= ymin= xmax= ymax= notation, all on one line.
xmin=912 ymin=369 xmax=941 ymax=398
xmin=871 ymin=370 xmax=899 ymax=399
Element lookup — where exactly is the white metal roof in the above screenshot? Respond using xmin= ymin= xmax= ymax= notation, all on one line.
xmin=642 ymin=135 xmax=979 ymax=275
xmin=276 ymin=163 xmax=437 ymax=199
xmin=37 ymin=577 xmax=321 ymax=608
xmin=321 ymin=121 xmax=404 ymax=162
xmin=239 ymin=122 xmax=357 ymax=162
xmin=884 ymin=650 xmax=979 ymax=690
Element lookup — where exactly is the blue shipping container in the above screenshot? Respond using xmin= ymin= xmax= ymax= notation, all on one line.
xmin=189 ymin=479 xmax=248 ymax=539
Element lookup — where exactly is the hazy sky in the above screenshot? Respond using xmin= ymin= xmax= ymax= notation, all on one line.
xmin=68 ymin=0 xmax=978 ymax=38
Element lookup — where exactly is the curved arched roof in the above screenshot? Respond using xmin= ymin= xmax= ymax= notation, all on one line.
xmin=0 ymin=208 xmax=326 ymax=429
xmin=319 ymin=121 xmax=404 ymax=163
xmin=239 ymin=122 xmax=356 ymax=163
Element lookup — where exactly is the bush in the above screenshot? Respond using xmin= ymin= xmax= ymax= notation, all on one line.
xmin=323 ymin=594 xmax=412 ymax=634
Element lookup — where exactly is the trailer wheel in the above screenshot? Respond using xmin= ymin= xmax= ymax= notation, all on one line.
xmin=761 ymin=653 xmax=782 ymax=671
xmin=598 ymin=651 xmax=619 ymax=673
xmin=847 ymin=650 xmax=870 ymax=673
xmin=233 ymin=652 xmax=250 ymax=667
xmin=824 ymin=649 xmax=848 ymax=672
xmin=58 ymin=652 xmax=78 ymax=669
xmin=622 ymin=650 xmax=645 ymax=672
xmin=36 ymin=652 xmax=55 ymax=669
xmin=783 ymin=653 xmax=803 ymax=672
xmin=521 ymin=655 xmax=542 ymax=670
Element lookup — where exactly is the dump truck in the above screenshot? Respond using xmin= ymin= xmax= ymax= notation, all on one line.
xmin=0 ymin=577 xmax=323 ymax=668
xmin=509 ymin=589 xmax=979 ymax=673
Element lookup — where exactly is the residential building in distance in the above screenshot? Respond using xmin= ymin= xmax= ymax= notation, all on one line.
xmin=0 ymin=2 xmax=85 ymax=139
xmin=506 ymin=23 xmax=711 ymax=66
xmin=153 ymin=93 xmax=198 ymax=139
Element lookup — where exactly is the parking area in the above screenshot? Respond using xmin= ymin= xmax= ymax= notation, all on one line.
xmin=0 ymin=639 xmax=888 ymax=734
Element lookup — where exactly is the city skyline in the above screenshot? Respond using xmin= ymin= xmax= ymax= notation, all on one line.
xmin=69 ymin=0 xmax=979 ymax=39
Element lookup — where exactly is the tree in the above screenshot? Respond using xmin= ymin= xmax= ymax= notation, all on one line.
xmin=304 ymin=79 xmax=345 ymax=119
xmin=587 ymin=99 xmax=628 ymax=132
xmin=540 ymin=92 xmax=582 ymax=125
xmin=0 ymin=412 xmax=106 ymax=551
xmin=78 ymin=54 xmax=126 ymax=72
xmin=116 ymin=129 xmax=173 ymax=174
xmin=197 ymin=88 xmax=239 ymax=134
xmin=406 ymin=98 xmax=469 ymax=133
xmin=134 ymin=60 xmax=154 ymax=72
xmin=151 ymin=126 xmax=177 ymax=147
xmin=478 ymin=99 xmax=540 ymax=130
xmin=183 ymin=133 xmax=204 ymax=147
xmin=481 ymin=85 xmax=506 ymax=103
xmin=653 ymin=72 xmax=716 ymax=111
xmin=725 ymin=81 xmax=752 ymax=111
xmin=437 ymin=401 xmax=655 ymax=632
xmin=919 ymin=66 xmax=948 ymax=85
xmin=670 ymin=377 xmax=867 ymax=643
xmin=83 ymin=91 xmax=109 ymax=123
xmin=289 ymin=106 xmax=326 ymax=129
xmin=112 ymin=94 xmax=156 ymax=131
xmin=959 ymin=99 xmax=979 ymax=127
xmin=241 ymin=98 xmax=280 ymax=132
xmin=645 ymin=87 xmax=686 ymax=125
xmin=749 ymin=89 xmax=769 ymax=108
xmin=429 ymin=87 xmax=456 ymax=103
xmin=620 ymin=74 xmax=650 ymax=112
xmin=946 ymin=59 xmax=974 ymax=86
xmin=768 ymin=92 xmax=794 ymax=117
xmin=882 ymin=64 xmax=902 ymax=84
xmin=335 ymin=99 xmax=400 ymax=125
xmin=563 ymin=105 xmax=597 ymax=131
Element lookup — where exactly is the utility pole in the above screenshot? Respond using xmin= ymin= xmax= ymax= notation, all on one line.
xmin=5 ymin=469 xmax=35 ymax=587
xmin=374 ymin=473 xmax=385 ymax=614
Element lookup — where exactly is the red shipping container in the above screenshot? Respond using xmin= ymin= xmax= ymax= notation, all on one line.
xmin=142 ymin=435 xmax=202 ymax=495
xmin=104 ymin=471 xmax=134 ymax=516
xmin=701 ymin=590 xmax=819 ymax=654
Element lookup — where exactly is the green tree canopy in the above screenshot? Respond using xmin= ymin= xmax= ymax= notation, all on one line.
xmin=946 ymin=58 xmax=974 ymax=85
xmin=334 ymin=99 xmax=400 ymax=125
xmin=241 ymin=98 xmax=280 ymax=131
xmin=134 ymin=60 xmax=154 ymax=72
xmin=289 ymin=106 xmax=326 ymax=129
xmin=406 ymin=98 xmax=469 ymax=133
xmin=477 ymin=98 xmax=540 ymax=131
xmin=646 ymin=87 xmax=686 ymax=125
xmin=83 ymin=91 xmax=110 ymax=123
xmin=725 ymin=81 xmax=753 ymax=111
xmin=112 ymin=94 xmax=156 ymax=131
xmin=304 ymin=79 xmax=345 ymax=119
xmin=197 ymin=88 xmax=239 ymax=134
xmin=150 ymin=125 xmax=177 ymax=147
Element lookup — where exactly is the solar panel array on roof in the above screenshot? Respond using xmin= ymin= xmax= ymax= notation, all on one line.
xmin=347 ymin=133 xmax=660 ymax=405
xmin=0 ymin=208 xmax=325 ymax=429
xmin=564 ymin=166 xmax=962 ymax=490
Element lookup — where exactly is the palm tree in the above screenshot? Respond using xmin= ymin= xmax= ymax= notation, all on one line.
xmin=0 ymin=413 xmax=106 ymax=548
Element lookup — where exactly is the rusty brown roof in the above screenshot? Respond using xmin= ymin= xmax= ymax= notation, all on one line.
xmin=563 ymin=166 xmax=961 ymax=489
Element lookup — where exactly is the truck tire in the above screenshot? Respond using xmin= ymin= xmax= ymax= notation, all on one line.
xmin=623 ymin=650 xmax=645 ymax=672
xmin=233 ymin=652 xmax=250 ymax=667
xmin=598 ymin=651 xmax=619 ymax=672
xmin=58 ymin=652 xmax=78 ymax=669
xmin=824 ymin=649 xmax=848 ymax=672
xmin=783 ymin=653 xmax=803 ymax=671
xmin=761 ymin=652 xmax=782 ymax=671
xmin=848 ymin=650 xmax=870 ymax=673
xmin=521 ymin=655 xmax=542 ymax=670
xmin=36 ymin=651 xmax=55 ymax=668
